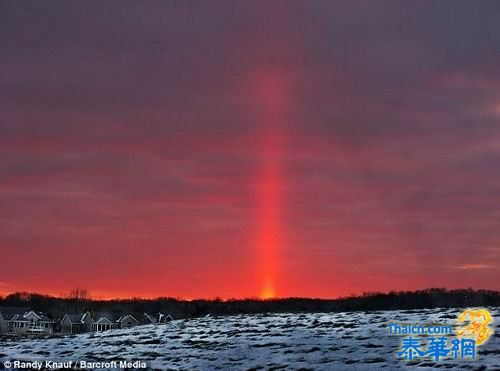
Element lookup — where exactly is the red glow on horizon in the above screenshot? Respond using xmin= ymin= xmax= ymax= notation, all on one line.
xmin=257 ymin=154 xmax=281 ymax=299
xmin=255 ymin=71 xmax=288 ymax=299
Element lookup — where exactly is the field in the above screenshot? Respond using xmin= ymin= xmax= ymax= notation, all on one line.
xmin=1 ymin=307 xmax=499 ymax=370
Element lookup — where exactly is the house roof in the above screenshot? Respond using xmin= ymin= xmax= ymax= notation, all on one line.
xmin=142 ymin=312 xmax=173 ymax=324
xmin=9 ymin=311 xmax=53 ymax=322
xmin=63 ymin=313 xmax=89 ymax=324
xmin=38 ymin=313 xmax=53 ymax=322
xmin=24 ymin=311 xmax=42 ymax=320
xmin=64 ymin=314 xmax=84 ymax=323
xmin=11 ymin=314 xmax=29 ymax=322
xmin=159 ymin=313 xmax=174 ymax=322
xmin=117 ymin=314 xmax=140 ymax=324
xmin=93 ymin=312 xmax=121 ymax=323
xmin=0 ymin=306 xmax=32 ymax=321
xmin=143 ymin=313 xmax=158 ymax=324
xmin=95 ymin=317 xmax=113 ymax=324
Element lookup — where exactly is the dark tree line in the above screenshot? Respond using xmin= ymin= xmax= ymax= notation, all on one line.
xmin=0 ymin=288 xmax=498 ymax=320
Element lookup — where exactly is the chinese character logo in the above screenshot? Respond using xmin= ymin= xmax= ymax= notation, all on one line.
xmin=398 ymin=336 xmax=425 ymax=360
xmin=394 ymin=308 xmax=493 ymax=363
xmin=457 ymin=308 xmax=493 ymax=345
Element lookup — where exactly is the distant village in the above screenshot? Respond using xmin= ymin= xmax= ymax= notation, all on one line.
xmin=0 ymin=307 xmax=173 ymax=335
xmin=1 ymin=288 xmax=498 ymax=338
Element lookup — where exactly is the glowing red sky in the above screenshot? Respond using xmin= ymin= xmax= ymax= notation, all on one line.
xmin=1 ymin=2 xmax=499 ymax=299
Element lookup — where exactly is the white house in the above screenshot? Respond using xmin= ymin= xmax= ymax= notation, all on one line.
xmin=6 ymin=309 xmax=54 ymax=334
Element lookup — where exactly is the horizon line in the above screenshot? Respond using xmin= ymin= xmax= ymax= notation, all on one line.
xmin=1 ymin=287 xmax=498 ymax=303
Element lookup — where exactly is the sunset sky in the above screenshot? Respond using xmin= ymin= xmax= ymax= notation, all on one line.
xmin=1 ymin=1 xmax=499 ymax=299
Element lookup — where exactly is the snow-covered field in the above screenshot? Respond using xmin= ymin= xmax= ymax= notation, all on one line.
xmin=0 ymin=307 xmax=498 ymax=370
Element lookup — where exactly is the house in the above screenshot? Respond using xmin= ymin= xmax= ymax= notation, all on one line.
xmin=91 ymin=312 xmax=121 ymax=332
xmin=61 ymin=312 xmax=93 ymax=334
xmin=158 ymin=313 xmax=174 ymax=323
xmin=31 ymin=313 xmax=55 ymax=334
xmin=0 ymin=307 xmax=30 ymax=333
xmin=1 ymin=308 xmax=11 ymax=333
xmin=61 ymin=312 xmax=145 ymax=333
xmin=2 ymin=306 xmax=176 ymax=336
xmin=117 ymin=314 xmax=140 ymax=328
xmin=4 ymin=309 xmax=54 ymax=334
xmin=143 ymin=313 xmax=158 ymax=324
xmin=144 ymin=313 xmax=173 ymax=325
xmin=0 ymin=307 xmax=28 ymax=332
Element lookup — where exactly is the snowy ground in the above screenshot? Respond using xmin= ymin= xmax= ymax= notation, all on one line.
xmin=0 ymin=307 xmax=498 ymax=370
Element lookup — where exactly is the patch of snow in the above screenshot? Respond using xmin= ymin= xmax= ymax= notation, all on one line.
xmin=0 ymin=307 xmax=498 ymax=370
